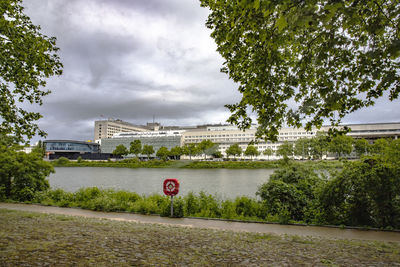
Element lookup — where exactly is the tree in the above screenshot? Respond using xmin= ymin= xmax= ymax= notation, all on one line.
xmin=200 ymin=1 xmax=400 ymax=141
xmin=319 ymin=157 xmax=400 ymax=228
xmin=294 ymin=138 xmax=311 ymax=160
xmin=353 ymin=138 xmax=370 ymax=157
xmin=112 ymin=144 xmax=128 ymax=158
xmin=156 ymin=146 xmax=170 ymax=161
xmin=198 ymin=140 xmax=216 ymax=160
xmin=277 ymin=141 xmax=293 ymax=161
xmin=263 ymin=148 xmax=273 ymax=160
xmin=244 ymin=145 xmax=259 ymax=160
xmin=309 ymin=132 xmax=330 ymax=159
xmin=225 ymin=144 xmax=242 ymax=160
xmin=129 ymin=140 xmax=142 ymax=158
xmin=169 ymin=146 xmax=182 ymax=160
xmin=182 ymin=144 xmax=199 ymax=160
xmin=1 ymin=0 xmax=63 ymax=141
xmin=328 ymin=135 xmax=354 ymax=158
xmin=31 ymin=140 xmax=46 ymax=157
xmin=212 ymin=151 xmax=223 ymax=159
xmin=256 ymin=163 xmax=322 ymax=222
xmin=0 ymin=135 xmax=53 ymax=201
xmin=142 ymin=145 xmax=154 ymax=160
xmin=370 ymin=138 xmax=389 ymax=155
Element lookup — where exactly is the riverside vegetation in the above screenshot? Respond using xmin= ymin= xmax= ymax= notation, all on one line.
xmin=51 ymin=156 xmax=343 ymax=170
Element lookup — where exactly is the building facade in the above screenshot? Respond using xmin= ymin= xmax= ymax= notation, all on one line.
xmin=94 ymin=119 xmax=149 ymax=142
xmin=100 ymin=131 xmax=183 ymax=157
xmin=44 ymin=140 xmax=105 ymax=160
xmin=181 ymin=122 xmax=400 ymax=159
xmin=96 ymin=121 xmax=400 ymax=160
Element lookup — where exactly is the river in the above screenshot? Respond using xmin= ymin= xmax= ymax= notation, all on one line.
xmin=49 ymin=167 xmax=275 ymax=199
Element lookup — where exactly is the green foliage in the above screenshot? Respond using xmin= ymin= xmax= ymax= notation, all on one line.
xmin=353 ymin=138 xmax=370 ymax=157
xmin=309 ymin=133 xmax=330 ymax=159
xmin=0 ymin=135 xmax=53 ymax=201
xmin=0 ymin=0 xmax=63 ymax=141
xmin=76 ymin=156 xmax=82 ymax=163
xmin=112 ymin=144 xmax=129 ymax=157
xmin=142 ymin=145 xmax=155 ymax=159
xmin=328 ymin=135 xmax=354 ymax=158
xmin=34 ymin=188 xmax=265 ymax=221
xmin=31 ymin=140 xmax=45 ymax=157
xmin=370 ymin=138 xmax=389 ymax=155
xmin=244 ymin=145 xmax=259 ymax=159
xmin=276 ymin=141 xmax=293 ymax=161
xmin=198 ymin=140 xmax=217 ymax=160
xmin=156 ymin=146 xmax=170 ymax=161
xmin=129 ymin=140 xmax=142 ymax=158
xmin=319 ymin=157 xmax=400 ymax=228
xmin=263 ymin=148 xmax=273 ymax=159
xmin=294 ymin=138 xmax=311 ymax=160
xmin=200 ymin=0 xmax=400 ymax=141
xmin=182 ymin=143 xmax=199 ymax=160
xmin=257 ymin=163 xmax=323 ymax=222
xmin=169 ymin=146 xmax=182 ymax=160
xmin=160 ymin=196 xmax=184 ymax=218
xmin=226 ymin=143 xmax=242 ymax=159
xmin=56 ymin=157 xmax=69 ymax=165
xmin=212 ymin=151 xmax=223 ymax=158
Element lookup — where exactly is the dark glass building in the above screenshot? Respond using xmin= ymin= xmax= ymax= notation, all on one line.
xmin=43 ymin=140 xmax=107 ymax=160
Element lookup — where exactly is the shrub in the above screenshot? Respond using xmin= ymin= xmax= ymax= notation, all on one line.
xmin=197 ymin=192 xmax=221 ymax=218
xmin=160 ymin=196 xmax=184 ymax=217
xmin=74 ymin=187 xmax=101 ymax=202
xmin=56 ymin=157 xmax=70 ymax=165
xmin=220 ymin=199 xmax=236 ymax=219
xmin=0 ymin=142 xmax=53 ymax=201
xmin=257 ymin=162 xmax=323 ymax=222
xmin=234 ymin=196 xmax=259 ymax=217
xmin=319 ymin=156 xmax=400 ymax=228
xmin=183 ymin=192 xmax=200 ymax=216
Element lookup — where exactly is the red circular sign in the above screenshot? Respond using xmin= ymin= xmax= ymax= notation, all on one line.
xmin=163 ymin=178 xmax=179 ymax=196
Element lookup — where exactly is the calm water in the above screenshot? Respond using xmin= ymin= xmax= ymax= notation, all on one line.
xmin=49 ymin=167 xmax=275 ymax=199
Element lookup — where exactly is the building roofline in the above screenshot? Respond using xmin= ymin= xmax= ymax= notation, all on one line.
xmin=44 ymin=140 xmax=99 ymax=146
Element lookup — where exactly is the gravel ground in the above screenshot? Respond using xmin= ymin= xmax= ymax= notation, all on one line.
xmin=0 ymin=209 xmax=399 ymax=266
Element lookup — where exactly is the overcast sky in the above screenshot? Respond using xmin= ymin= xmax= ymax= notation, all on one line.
xmin=23 ymin=0 xmax=399 ymax=143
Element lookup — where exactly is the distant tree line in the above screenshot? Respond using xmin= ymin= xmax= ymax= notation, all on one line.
xmin=112 ymin=134 xmax=397 ymax=161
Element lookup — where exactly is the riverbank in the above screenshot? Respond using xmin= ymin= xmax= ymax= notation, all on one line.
xmin=51 ymin=158 xmax=343 ymax=170
xmin=1 ymin=208 xmax=399 ymax=266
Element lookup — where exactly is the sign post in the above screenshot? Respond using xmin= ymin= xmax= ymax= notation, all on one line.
xmin=163 ymin=178 xmax=179 ymax=217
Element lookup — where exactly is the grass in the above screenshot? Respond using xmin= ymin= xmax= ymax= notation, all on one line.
xmin=52 ymin=158 xmax=343 ymax=170
xmin=1 ymin=209 xmax=399 ymax=266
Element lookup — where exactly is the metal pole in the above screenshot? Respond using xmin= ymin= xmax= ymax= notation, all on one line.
xmin=170 ymin=196 xmax=174 ymax=217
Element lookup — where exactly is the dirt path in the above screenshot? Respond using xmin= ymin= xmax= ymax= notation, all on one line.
xmin=1 ymin=202 xmax=399 ymax=242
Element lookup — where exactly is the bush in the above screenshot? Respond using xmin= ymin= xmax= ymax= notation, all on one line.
xmin=319 ymin=156 xmax=400 ymax=228
xmin=160 ymin=196 xmax=184 ymax=217
xmin=183 ymin=192 xmax=200 ymax=216
xmin=257 ymin=162 xmax=323 ymax=222
xmin=220 ymin=200 xmax=236 ymax=219
xmin=56 ymin=157 xmax=70 ymax=165
xmin=75 ymin=187 xmax=101 ymax=202
xmin=0 ymin=141 xmax=53 ymax=201
xmin=234 ymin=196 xmax=259 ymax=218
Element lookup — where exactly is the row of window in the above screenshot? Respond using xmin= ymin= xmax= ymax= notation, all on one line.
xmin=184 ymin=131 xmax=315 ymax=139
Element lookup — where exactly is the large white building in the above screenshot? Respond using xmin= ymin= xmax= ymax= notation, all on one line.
xmin=94 ymin=119 xmax=149 ymax=142
xmin=97 ymin=121 xmax=400 ymax=159
xmin=181 ymin=122 xmax=400 ymax=159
